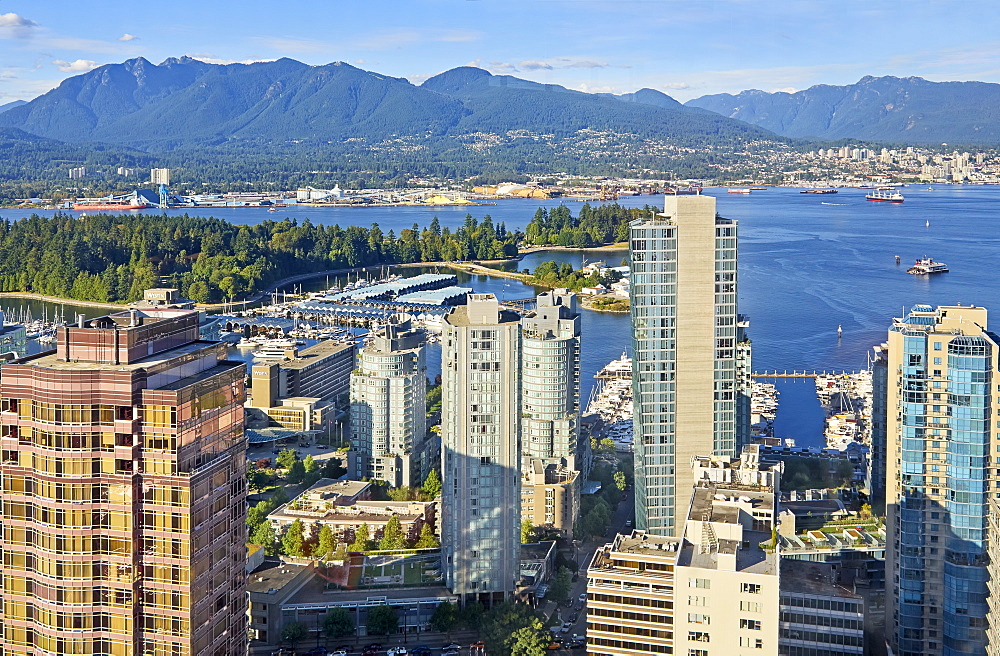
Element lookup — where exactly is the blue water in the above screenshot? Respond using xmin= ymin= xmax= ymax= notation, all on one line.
xmin=8 ymin=185 xmax=999 ymax=447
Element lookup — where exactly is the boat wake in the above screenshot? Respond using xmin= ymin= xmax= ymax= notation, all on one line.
xmin=820 ymin=202 xmax=845 ymax=206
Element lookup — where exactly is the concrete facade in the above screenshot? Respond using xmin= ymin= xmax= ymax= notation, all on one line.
xmin=441 ymin=294 xmax=521 ymax=601
xmin=629 ymin=194 xmax=747 ymax=537
xmin=587 ymin=447 xmax=780 ymax=656
xmin=350 ymin=319 xmax=429 ymax=487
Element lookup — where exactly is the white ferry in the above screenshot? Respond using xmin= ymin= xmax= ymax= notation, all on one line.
xmin=907 ymin=257 xmax=948 ymax=275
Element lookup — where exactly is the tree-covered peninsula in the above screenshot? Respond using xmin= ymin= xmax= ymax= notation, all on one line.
xmin=0 ymin=213 xmax=519 ymax=304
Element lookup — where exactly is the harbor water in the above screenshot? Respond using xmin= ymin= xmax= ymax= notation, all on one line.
xmin=7 ymin=184 xmax=1000 ymax=447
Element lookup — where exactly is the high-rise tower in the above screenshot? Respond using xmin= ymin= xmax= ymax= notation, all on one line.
xmin=520 ymin=289 xmax=583 ymax=534
xmin=629 ymin=194 xmax=746 ymax=536
xmin=440 ymin=294 xmax=521 ymax=602
xmin=886 ymin=304 xmax=997 ymax=656
xmin=0 ymin=309 xmax=247 ymax=656
xmin=350 ymin=318 xmax=429 ymax=487
xmin=520 ymin=289 xmax=581 ymax=470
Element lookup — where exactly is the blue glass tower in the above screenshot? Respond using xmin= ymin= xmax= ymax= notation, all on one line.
xmin=887 ymin=304 xmax=997 ymax=656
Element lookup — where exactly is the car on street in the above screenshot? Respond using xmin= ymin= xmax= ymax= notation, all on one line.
xmin=305 ymin=649 xmax=329 ymax=656
xmin=331 ymin=651 xmax=348 ymax=656
xmin=561 ymin=621 xmax=573 ymax=631
xmin=569 ymin=613 xmax=578 ymax=623
xmin=578 ymin=593 xmax=587 ymax=603
xmin=442 ymin=644 xmax=460 ymax=652
xmin=546 ymin=642 xmax=562 ymax=651
xmin=565 ymin=641 xmax=585 ymax=650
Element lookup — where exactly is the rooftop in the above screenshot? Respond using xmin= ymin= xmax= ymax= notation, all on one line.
xmin=444 ymin=295 xmax=520 ymax=327
xmin=247 ymin=559 xmax=310 ymax=596
xmin=272 ymin=340 xmax=354 ymax=370
xmin=12 ymin=339 xmax=223 ymax=373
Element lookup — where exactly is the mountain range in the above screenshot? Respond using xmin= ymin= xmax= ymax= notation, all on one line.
xmin=2 ymin=58 xmax=1000 ymax=191
xmin=0 ymin=57 xmax=767 ymax=150
xmin=686 ymin=76 xmax=1000 ymax=144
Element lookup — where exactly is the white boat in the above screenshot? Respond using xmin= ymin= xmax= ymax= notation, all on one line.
xmin=865 ymin=189 xmax=904 ymax=203
xmin=907 ymin=257 xmax=948 ymax=275
xmin=251 ymin=339 xmax=301 ymax=359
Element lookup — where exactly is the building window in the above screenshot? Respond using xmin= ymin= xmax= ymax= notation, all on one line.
xmin=739 ymin=619 xmax=761 ymax=630
xmin=687 ymin=614 xmax=710 ymax=625
xmin=739 ymin=601 xmax=762 ymax=613
xmin=688 ymin=578 xmax=710 ymax=589
xmin=741 ymin=583 xmax=761 ymax=594
xmin=688 ymin=632 xmax=710 ymax=642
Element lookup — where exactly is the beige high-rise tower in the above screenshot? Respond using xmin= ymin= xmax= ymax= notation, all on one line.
xmin=440 ymin=294 xmax=521 ymax=602
xmin=629 ymin=194 xmax=748 ymax=536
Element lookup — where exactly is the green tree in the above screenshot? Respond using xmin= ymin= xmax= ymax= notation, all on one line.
xmin=510 ymin=620 xmax=550 ymax=656
xmin=303 ymin=454 xmax=318 ymax=473
xmin=323 ymin=607 xmax=355 ymax=639
xmin=613 ymin=470 xmax=626 ymax=491
xmin=388 ymin=486 xmax=417 ymax=502
xmin=414 ymin=523 xmax=440 ymax=549
xmin=281 ymin=519 xmax=307 ymax=557
xmin=250 ymin=522 xmax=278 ymax=555
xmin=521 ymin=519 xmax=535 ymax=544
xmin=421 ymin=469 xmax=442 ymax=498
xmin=429 ymin=602 xmax=459 ymax=637
xmin=548 ymin=567 xmax=572 ymax=605
xmin=481 ymin=602 xmax=547 ymax=656
xmin=316 ymin=524 xmax=337 ymax=560
xmin=281 ymin=621 xmax=308 ymax=647
xmin=286 ymin=459 xmax=306 ymax=484
xmin=276 ymin=448 xmax=298 ymax=469
xmin=247 ymin=461 xmax=269 ymax=492
xmin=366 ymin=604 xmax=398 ymax=636
xmin=350 ymin=523 xmax=372 ymax=552
xmin=378 ymin=516 xmax=406 ymax=550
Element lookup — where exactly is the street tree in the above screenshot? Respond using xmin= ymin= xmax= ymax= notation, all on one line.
xmin=366 ymin=604 xmax=398 ymax=636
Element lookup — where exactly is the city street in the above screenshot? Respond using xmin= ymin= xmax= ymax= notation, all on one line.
xmin=549 ymin=490 xmax=635 ymax=648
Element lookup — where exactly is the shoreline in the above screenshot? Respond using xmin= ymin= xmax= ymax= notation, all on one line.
xmin=0 ymin=245 xmax=629 ymax=314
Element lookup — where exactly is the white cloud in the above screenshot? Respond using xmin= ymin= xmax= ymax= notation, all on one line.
xmin=662 ymin=82 xmax=690 ymax=90
xmin=52 ymin=59 xmax=99 ymax=73
xmin=0 ymin=12 xmax=36 ymax=37
xmin=768 ymin=87 xmax=798 ymax=94
xmin=0 ymin=13 xmax=36 ymax=28
xmin=117 ymin=33 xmax=138 ymax=42
xmin=519 ymin=61 xmax=553 ymax=71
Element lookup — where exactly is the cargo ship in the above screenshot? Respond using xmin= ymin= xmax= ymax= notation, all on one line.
xmin=73 ymin=201 xmax=149 ymax=211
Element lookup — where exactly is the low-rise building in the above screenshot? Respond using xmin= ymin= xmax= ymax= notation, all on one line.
xmin=247 ymin=340 xmax=355 ymax=437
xmin=587 ymin=446 xmax=782 ymax=656
xmin=521 ymin=461 xmax=580 ymax=535
xmin=247 ymin=559 xmax=456 ymax=655
xmin=267 ymin=478 xmax=433 ymax=545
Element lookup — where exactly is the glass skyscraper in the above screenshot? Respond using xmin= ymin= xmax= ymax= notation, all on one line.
xmin=629 ymin=194 xmax=748 ymax=536
xmin=886 ymin=304 xmax=997 ymax=656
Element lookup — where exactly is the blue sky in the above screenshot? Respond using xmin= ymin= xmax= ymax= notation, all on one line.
xmin=2 ymin=0 xmax=999 ymax=104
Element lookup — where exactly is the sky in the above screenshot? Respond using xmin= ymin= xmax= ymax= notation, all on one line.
xmin=2 ymin=0 xmax=1000 ymax=104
